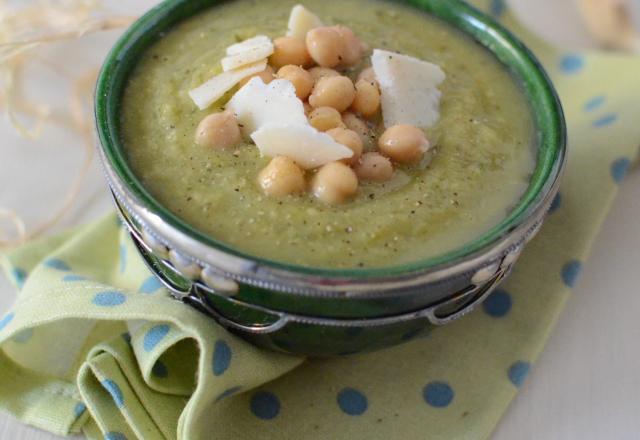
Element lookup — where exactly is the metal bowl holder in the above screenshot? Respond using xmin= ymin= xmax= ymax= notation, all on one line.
xmin=113 ymin=190 xmax=542 ymax=335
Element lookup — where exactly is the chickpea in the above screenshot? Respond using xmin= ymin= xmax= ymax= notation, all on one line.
xmin=195 ymin=111 xmax=242 ymax=149
xmin=277 ymin=65 xmax=314 ymax=100
xmin=239 ymin=65 xmax=275 ymax=86
xmin=270 ymin=37 xmax=312 ymax=69
xmin=308 ymin=106 xmax=343 ymax=131
xmin=258 ymin=156 xmax=306 ymax=197
xmin=308 ymin=66 xmax=340 ymax=83
xmin=352 ymin=79 xmax=381 ymax=118
xmin=327 ymin=127 xmax=363 ymax=165
xmin=306 ymin=27 xmax=344 ymax=68
xmin=303 ymin=102 xmax=313 ymax=115
xmin=311 ymin=162 xmax=359 ymax=204
xmin=308 ymin=76 xmax=356 ymax=112
xmin=354 ymin=152 xmax=394 ymax=182
xmin=378 ymin=124 xmax=430 ymax=164
xmin=357 ymin=67 xmax=378 ymax=86
xmin=333 ymin=25 xmax=365 ymax=66
xmin=342 ymin=112 xmax=374 ymax=148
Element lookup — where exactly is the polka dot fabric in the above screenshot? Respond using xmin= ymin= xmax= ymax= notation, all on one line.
xmin=0 ymin=1 xmax=638 ymax=439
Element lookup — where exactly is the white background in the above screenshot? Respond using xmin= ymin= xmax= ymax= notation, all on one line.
xmin=1 ymin=0 xmax=639 ymax=439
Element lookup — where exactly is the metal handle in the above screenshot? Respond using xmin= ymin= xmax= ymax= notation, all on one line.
xmin=127 ymin=226 xmax=290 ymax=334
xmin=188 ymin=292 xmax=290 ymax=335
xmin=421 ymin=269 xmax=506 ymax=325
xmin=128 ymin=217 xmax=509 ymax=333
xmin=129 ymin=230 xmax=193 ymax=297
xmin=194 ymin=268 xmax=509 ymax=333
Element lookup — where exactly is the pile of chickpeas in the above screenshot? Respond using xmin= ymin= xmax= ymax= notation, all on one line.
xmin=195 ymin=25 xmax=431 ymax=204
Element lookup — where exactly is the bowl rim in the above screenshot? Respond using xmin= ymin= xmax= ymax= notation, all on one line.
xmin=95 ymin=0 xmax=567 ymax=281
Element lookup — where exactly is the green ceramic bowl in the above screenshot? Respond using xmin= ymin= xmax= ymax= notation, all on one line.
xmin=95 ymin=0 xmax=566 ymax=356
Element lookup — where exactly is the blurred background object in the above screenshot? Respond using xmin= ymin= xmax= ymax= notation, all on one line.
xmin=508 ymin=0 xmax=640 ymax=52
xmin=0 ymin=0 xmax=140 ymax=249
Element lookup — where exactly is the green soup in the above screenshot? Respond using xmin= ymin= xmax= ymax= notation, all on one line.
xmin=121 ymin=0 xmax=536 ymax=269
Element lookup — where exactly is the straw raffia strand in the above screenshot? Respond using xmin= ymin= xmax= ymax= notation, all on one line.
xmin=0 ymin=0 xmax=136 ymax=249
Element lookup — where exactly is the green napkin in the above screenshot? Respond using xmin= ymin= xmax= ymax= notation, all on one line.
xmin=1 ymin=2 xmax=639 ymax=439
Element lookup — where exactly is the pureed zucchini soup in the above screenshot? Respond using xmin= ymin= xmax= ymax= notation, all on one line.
xmin=120 ymin=0 xmax=536 ymax=269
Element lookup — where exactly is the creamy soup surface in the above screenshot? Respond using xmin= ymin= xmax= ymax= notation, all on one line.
xmin=121 ymin=0 xmax=536 ymax=269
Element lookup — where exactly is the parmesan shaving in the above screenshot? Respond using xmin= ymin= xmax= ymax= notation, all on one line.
xmin=251 ymin=123 xmax=353 ymax=169
xmin=287 ymin=5 xmax=324 ymax=39
xmin=226 ymin=77 xmax=308 ymax=136
xmin=226 ymin=35 xmax=271 ymax=55
xmin=188 ymin=60 xmax=267 ymax=110
xmin=221 ymin=41 xmax=274 ymax=71
xmin=371 ymin=49 xmax=446 ymax=128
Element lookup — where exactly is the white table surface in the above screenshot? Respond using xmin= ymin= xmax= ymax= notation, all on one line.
xmin=1 ymin=1 xmax=639 ymax=439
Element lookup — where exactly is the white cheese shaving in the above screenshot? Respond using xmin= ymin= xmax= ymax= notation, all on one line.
xmin=286 ymin=4 xmax=324 ymax=39
xmin=371 ymin=49 xmax=446 ymax=128
xmin=226 ymin=35 xmax=271 ymax=55
xmin=188 ymin=60 xmax=267 ymax=110
xmin=221 ymin=41 xmax=274 ymax=71
xmin=251 ymin=123 xmax=353 ymax=169
xmin=226 ymin=77 xmax=308 ymax=136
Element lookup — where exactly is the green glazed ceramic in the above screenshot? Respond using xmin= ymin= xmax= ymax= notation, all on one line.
xmin=95 ymin=0 xmax=566 ymax=356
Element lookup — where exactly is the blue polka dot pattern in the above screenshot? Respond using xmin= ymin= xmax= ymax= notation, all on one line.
xmin=102 ymin=379 xmax=124 ymax=408
xmin=105 ymin=432 xmax=127 ymax=440
xmin=250 ymin=391 xmax=280 ymax=420
xmin=0 ymin=313 xmax=15 ymax=332
xmin=152 ymin=360 xmax=168 ymax=378
xmin=561 ymin=260 xmax=582 ymax=287
xmin=212 ymin=340 xmax=232 ymax=376
xmin=139 ymin=276 xmax=163 ymax=294
xmin=44 ymin=258 xmax=71 ymax=271
xmin=584 ymin=95 xmax=605 ymax=112
xmin=74 ymin=402 xmax=86 ymax=417
xmin=12 ymin=328 xmax=33 ymax=343
xmin=489 ymin=0 xmax=506 ymax=17
xmin=119 ymin=244 xmax=127 ymax=273
xmin=508 ymin=361 xmax=531 ymax=387
xmin=611 ymin=158 xmax=631 ymax=184
xmin=593 ymin=113 xmax=617 ymax=128
xmin=482 ymin=289 xmax=512 ymax=318
xmin=63 ymin=274 xmax=86 ymax=282
xmin=337 ymin=388 xmax=368 ymax=416
xmin=549 ymin=193 xmax=562 ymax=214
xmin=423 ymin=381 xmax=454 ymax=408
xmin=215 ymin=386 xmax=242 ymax=403
xmin=559 ymin=54 xmax=584 ymax=73
xmin=143 ymin=324 xmax=170 ymax=352
xmin=11 ymin=268 xmax=27 ymax=288
xmin=93 ymin=291 xmax=126 ymax=307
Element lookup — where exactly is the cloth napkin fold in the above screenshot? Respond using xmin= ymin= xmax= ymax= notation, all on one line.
xmin=1 ymin=1 xmax=639 ymax=439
